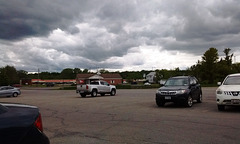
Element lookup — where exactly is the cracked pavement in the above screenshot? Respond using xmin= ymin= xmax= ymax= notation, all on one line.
xmin=1 ymin=87 xmax=240 ymax=144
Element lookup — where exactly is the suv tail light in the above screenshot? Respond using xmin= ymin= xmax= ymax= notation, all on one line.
xmin=86 ymin=85 xmax=88 ymax=90
xmin=34 ymin=113 xmax=43 ymax=132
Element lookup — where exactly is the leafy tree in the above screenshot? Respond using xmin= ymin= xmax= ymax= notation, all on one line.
xmin=0 ymin=65 xmax=19 ymax=85
xmin=0 ymin=67 xmax=8 ymax=86
xmin=215 ymin=48 xmax=235 ymax=82
xmin=216 ymin=59 xmax=228 ymax=82
xmin=6 ymin=65 xmax=19 ymax=85
xmin=155 ymin=69 xmax=170 ymax=80
xmin=60 ymin=68 xmax=75 ymax=79
xmin=73 ymin=68 xmax=82 ymax=74
xmin=38 ymin=72 xmax=61 ymax=79
xmin=82 ymin=69 xmax=89 ymax=73
xmin=99 ymin=69 xmax=109 ymax=74
xmin=232 ymin=63 xmax=240 ymax=73
xmin=17 ymin=70 xmax=28 ymax=79
xmin=201 ymin=47 xmax=219 ymax=84
xmin=223 ymin=48 xmax=233 ymax=66
xmin=28 ymin=73 xmax=39 ymax=79
xmin=39 ymin=72 xmax=50 ymax=79
xmin=188 ymin=60 xmax=202 ymax=81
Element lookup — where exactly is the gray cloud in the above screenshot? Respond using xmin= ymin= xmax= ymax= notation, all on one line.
xmin=0 ymin=0 xmax=87 ymax=40
xmin=1 ymin=0 xmax=240 ymax=71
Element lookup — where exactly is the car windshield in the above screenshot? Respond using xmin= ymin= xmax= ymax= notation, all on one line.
xmin=165 ymin=78 xmax=189 ymax=86
xmin=223 ymin=76 xmax=240 ymax=85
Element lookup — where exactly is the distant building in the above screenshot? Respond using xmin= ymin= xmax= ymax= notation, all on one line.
xmin=31 ymin=79 xmax=76 ymax=84
xmin=76 ymin=73 xmax=122 ymax=85
xmin=146 ymin=72 xmax=156 ymax=83
xmin=21 ymin=78 xmax=32 ymax=85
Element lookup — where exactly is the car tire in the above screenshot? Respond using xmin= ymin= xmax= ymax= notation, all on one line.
xmin=197 ymin=93 xmax=202 ymax=103
xmin=156 ymin=99 xmax=165 ymax=107
xmin=217 ymin=105 xmax=225 ymax=111
xmin=110 ymin=89 xmax=116 ymax=96
xmin=91 ymin=89 xmax=97 ymax=97
xmin=12 ymin=92 xmax=18 ymax=97
xmin=185 ymin=95 xmax=193 ymax=107
xmin=80 ymin=93 xmax=86 ymax=97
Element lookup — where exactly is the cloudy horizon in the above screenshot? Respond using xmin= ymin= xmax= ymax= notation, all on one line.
xmin=1 ymin=0 xmax=240 ymax=72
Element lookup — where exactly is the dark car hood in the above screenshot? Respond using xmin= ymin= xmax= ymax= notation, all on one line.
xmin=0 ymin=103 xmax=39 ymax=144
xmin=159 ymin=86 xmax=189 ymax=91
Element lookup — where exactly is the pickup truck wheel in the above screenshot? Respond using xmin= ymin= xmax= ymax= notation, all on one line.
xmin=110 ymin=89 xmax=116 ymax=96
xmin=80 ymin=93 xmax=86 ymax=97
xmin=91 ymin=90 xmax=97 ymax=97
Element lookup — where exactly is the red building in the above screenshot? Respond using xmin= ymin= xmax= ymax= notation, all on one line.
xmin=76 ymin=73 xmax=122 ymax=85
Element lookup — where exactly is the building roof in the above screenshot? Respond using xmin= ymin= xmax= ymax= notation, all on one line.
xmin=76 ymin=73 xmax=122 ymax=79
xmin=76 ymin=74 xmax=95 ymax=79
xmin=89 ymin=75 xmax=104 ymax=80
xmin=100 ymin=73 xmax=122 ymax=79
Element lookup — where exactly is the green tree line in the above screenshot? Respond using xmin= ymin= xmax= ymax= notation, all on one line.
xmin=0 ymin=47 xmax=239 ymax=86
xmin=187 ymin=48 xmax=240 ymax=84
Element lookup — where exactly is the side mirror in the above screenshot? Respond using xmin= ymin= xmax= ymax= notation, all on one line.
xmin=217 ymin=82 xmax=221 ymax=86
xmin=190 ymin=83 xmax=196 ymax=86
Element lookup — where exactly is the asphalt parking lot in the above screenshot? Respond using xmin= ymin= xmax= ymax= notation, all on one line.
xmin=1 ymin=87 xmax=240 ymax=144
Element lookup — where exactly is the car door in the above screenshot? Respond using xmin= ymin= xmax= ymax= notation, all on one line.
xmin=5 ymin=87 xmax=13 ymax=96
xmin=98 ymin=81 xmax=105 ymax=92
xmin=0 ymin=87 xmax=9 ymax=97
xmin=103 ymin=82 xmax=111 ymax=92
xmin=190 ymin=77 xmax=201 ymax=100
xmin=193 ymin=77 xmax=201 ymax=98
xmin=0 ymin=87 xmax=4 ymax=97
xmin=189 ymin=78 xmax=198 ymax=99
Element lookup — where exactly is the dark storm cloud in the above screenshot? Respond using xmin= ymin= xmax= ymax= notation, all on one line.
xmin=0 ymin=0 xmax=88 ymax=40
xmin=1 ymin=0 xmax=240 ymax=71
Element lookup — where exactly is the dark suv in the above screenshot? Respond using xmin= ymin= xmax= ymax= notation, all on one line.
xmin=156 ymin=76 xmax=202 ymax=107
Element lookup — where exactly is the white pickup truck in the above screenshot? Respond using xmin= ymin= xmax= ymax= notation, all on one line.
xmin=76 ymin=80 xmax=116 ymax=97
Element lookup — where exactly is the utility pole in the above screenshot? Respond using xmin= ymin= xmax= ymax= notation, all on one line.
xmin=38 ymin=68 xmax=40 ymax=87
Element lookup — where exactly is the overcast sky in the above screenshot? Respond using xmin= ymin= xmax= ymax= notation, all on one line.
xmin=1 ymin=0 xmax=240 ymax=72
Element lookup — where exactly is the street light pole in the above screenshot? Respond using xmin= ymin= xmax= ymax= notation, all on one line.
xmin=38 ymin=68 xmax=40 ymax=87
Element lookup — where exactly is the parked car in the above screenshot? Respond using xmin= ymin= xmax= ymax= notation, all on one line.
xmin=155 ymin=76 xmax=202 ymax=107
xmin=216 ymin=73 xmax=240 ymax=111
xmin=0 ymin=103 xmax=50 ymax=144
xmin=0 ymin=86 xmax=21 ymax=97
xmin=76 ymin=80 xmax=116 ymax=97
xmin=46 ymin=82 xmax=55 ymax=87
xmin=144 ymin=82 xmax=151 ymax=86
